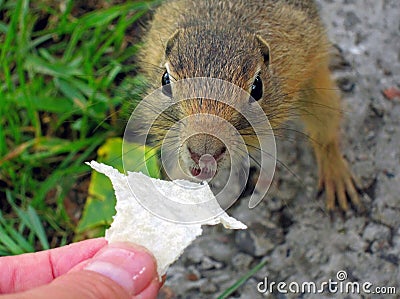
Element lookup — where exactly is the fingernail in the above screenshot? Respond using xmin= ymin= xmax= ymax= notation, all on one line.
xmin=84 ymin=245 xmax=157 ymax=295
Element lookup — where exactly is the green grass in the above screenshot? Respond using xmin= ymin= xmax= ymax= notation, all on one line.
xmin=0 ymin=0 xmax=156 ymax=254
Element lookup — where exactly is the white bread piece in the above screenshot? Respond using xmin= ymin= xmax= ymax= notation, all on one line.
xmin=87 ymin=161 xmax=246 ymax=276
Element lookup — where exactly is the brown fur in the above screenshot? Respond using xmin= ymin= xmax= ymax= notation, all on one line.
xmin=137 ymin=0 xmax=362 ymax=211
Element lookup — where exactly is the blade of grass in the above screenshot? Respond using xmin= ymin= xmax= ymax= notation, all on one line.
xmin=0 ymin=212 xmax=34 ymax=253
xmin=7 ymin=191 xmax=50 ymax=250
xmin=24 ymin=54 xmax=84 ymax=78
xmin=26 ymin=206 xmax=50 ymax=250
xmin=217 ymin=259 xmax=268 ymax=299
xmin=0 ymin=139 xmax=35 ymax=166
xmin=0 ymin=226 xmax=25 ymax=255
xmin=25 ymin=136 xmax=104 ymax=162
xmin=1 ymin=0 xmax=20 ymax=92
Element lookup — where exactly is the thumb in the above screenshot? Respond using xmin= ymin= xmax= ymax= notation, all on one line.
xmin=7 ymin=243 xmax=161 ymax=299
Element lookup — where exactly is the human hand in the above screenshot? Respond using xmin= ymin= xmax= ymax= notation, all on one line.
xmin=0 ymin=238 xmax=161 ymax=299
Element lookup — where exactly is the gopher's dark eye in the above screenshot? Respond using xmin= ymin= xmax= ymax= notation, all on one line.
xmin=250 ymin=75 xmax=263 ymax=102
xmin=162 ymin=71 xmax=172 ymax=97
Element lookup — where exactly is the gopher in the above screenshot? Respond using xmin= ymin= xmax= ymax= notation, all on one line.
xmin=135 ymin=0 xmax=362 ymax=212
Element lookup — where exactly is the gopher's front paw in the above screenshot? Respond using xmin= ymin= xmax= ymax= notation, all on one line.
xmin=316 ymin=145 xmax=364 ymax=213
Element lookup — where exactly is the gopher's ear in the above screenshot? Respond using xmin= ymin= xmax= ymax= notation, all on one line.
xmin=165 ymin=29 xmax=181 ymax=57
xmin=255 ymin=35 xmax=271 ymax=66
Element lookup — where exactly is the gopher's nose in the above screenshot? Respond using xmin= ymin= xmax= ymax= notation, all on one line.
xmin=186 ymin=133 xmax=226 ymax=163
xmin=186 ymin=134 xmax=227 ymax=180
xmin=187 ymin=146 xmax=226 ymax=180
xmin=188 ymin=145 xmax=226 ymax=164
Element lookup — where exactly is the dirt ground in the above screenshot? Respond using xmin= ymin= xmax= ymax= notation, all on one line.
xmin=159 ymin=1 xmax=400 ymax=298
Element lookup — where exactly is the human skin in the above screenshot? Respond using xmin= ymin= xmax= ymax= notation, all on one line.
xmin=0 ymin=238 xmax=161 ymax=299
